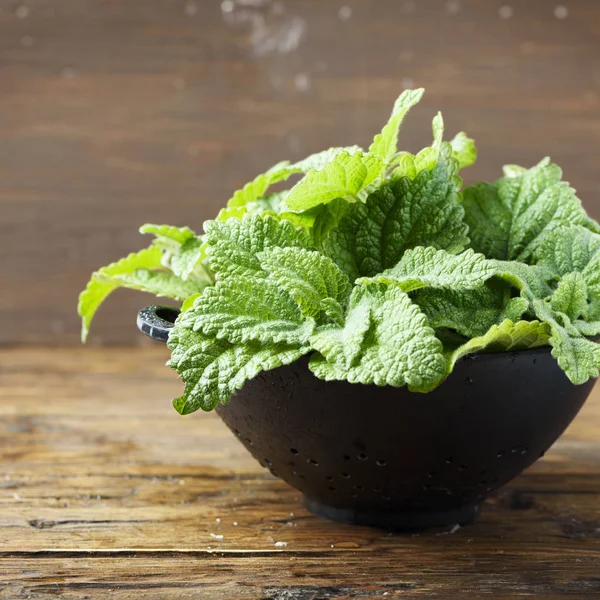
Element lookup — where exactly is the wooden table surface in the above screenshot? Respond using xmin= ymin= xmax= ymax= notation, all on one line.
xmin=2 ymin=347 xmax=600 ymax=599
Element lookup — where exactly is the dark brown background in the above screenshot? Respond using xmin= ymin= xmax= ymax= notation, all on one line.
xmin=2 ymin=0 xmax=599 ymax=346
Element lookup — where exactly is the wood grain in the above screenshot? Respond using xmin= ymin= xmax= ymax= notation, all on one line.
xmin=1 ymin=347 xmax=600 ymax=598
xmin=1 ymin=0 xmax=600 ymax=345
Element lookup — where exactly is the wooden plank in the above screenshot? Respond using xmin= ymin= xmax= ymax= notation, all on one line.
xmin=1 ymin=348 xmax=600 ymax=598
xmin=1 ymin=0 xmax=600 ymax=345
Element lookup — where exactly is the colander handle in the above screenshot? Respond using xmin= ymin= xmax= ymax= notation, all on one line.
xmin=136 ymin=305 xmax=181 ymax=343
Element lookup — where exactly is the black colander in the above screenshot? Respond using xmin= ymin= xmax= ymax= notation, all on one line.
xmin=138 ymin=305 xmax=596 ymax=530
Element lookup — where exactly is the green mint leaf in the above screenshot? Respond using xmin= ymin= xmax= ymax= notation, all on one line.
xmin=464 ymin=159 xmax=598 ymax=261
xmin=536 ymin=225 xmax=600 ymax=275
xmin=510 ymin=186 xmax=596 ymax=261
xmin=226 ymin=148 xmax=363 ymax=209
xmin=140 ymin=223 xmax=209 ymax=282
xmin=536 ymin=299 xmax=600 ymax=383
xmin=140 ymin=223 xmax=197 ymax=247
xmin=258 ymin=247 xmax=351 ymax=324
xmin=78 ymin=247 xmax=165 ymax=342
xmin=536 ymin=225 xmax=600 ymax=295
xmin=291 ymin=146 xmax=364 ymax=172
xmin=181 ymin=293 xmax=201 ymax=312
xmin=389 ymin=114 xmax=444 ymax=179
xmin=391 ymin=147 xmax=440 ymax=180
xmin=109 ymin=269 xmax=202 ymax=300
xmin=169 ymin=236 xmax=205 ymax=280
xmin=450 ymin=132 xmax=477 ymax=169
xmin=204 ymin=214 xmax=312 ymax=278
xmin=369 ymin=88 xmax=424 ymax=162
xmin=550 ymin=332 xmax=600 ymax=384
xmin=215 ymin=206 xmax=247 ymax=222
xmin=220 ymin=192 xmax=316 ymax=229
xmin=391 ymin=152 xmax=419 ymax=179
xmin=462 ymin=182 xmax=513 ymax=260
xmin=502 ymin=164 xmax=527 ymax=178
xmin=309 ymin=285 xmax=445 ymax=391
xmin=431 ymin=112 xmax=445 ymax=151
xmin=310 ymin=198 xmax=351 ymax=250
xmin=282 ymin=151 xmax=385 ymax=212
xmin=319 ymin=298 xmax=346 ymax=327
xmin=168 ymin=326 xmax=309 ymax=414
xmin=585 ymin=299 xmax=600 ymax=322
xmin=309 ymin=289 xmax=372 ymax=370
xmin=277 ymin=210 xmax=320 ymax=229
xmin=533 ymin=298 xmax=600 ymax=384
xmin=181 ymin=275 xmax=313 ymax=345
xmin=550 ymin=272 xmax=588 ymax=322
xmin=388 ymin=115 xmax=470 ymax=189
xmin=247 ymin=191 xmax=288 ymax=214
xmin=358 ymin=247 xmax=494 ymax=293
xmin=572 ymin=319 xmax=600 ymax=338
xmin=500 ymin=297 xmax=531 ymax=322
xmin=326 ymin=148 xmax=467 ymax=280
xmin=445 ymin=319 xmax=551 ymax=373
xmin=414 ymin=280 xmax=529 ymax=339
xmin=492 ymin=260 xmax=554 ymax=302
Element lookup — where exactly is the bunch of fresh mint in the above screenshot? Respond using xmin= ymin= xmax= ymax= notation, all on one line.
xmin=79 ymin=89 xmax=600 ymax=414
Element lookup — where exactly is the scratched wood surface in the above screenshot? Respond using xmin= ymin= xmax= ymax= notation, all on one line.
xmin=1 ymin=347 xmax=600 ymax=598
xmin=1 ymin=0 xmax=600 ymax=346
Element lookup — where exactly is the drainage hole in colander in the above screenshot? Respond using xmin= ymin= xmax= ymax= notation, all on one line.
xmin=373 ymin=486 xmax=382 ymax=492
xmin=292 ymin=470 xmax=305 ymax=480
xmin=234 ymin=428 xmax=241 ymax=437
xmin=264 ymin=458 xmax=272 ymax=466
xmin=328 ymin=486 xmax=336 ymax=492
xmin=341 ymin=472 xmax=351 ymax=479
xmin=244 ymin=437 xmax=253 ymax=446
xmin=289 ymin=461 xmax=296 ymax=467
xmin=326 ymin=476 xmax=334 ymax=482
xmin=357 ymin=452 xmax=368 ymax=460
xmin=458 ymin=463 xmax=468 ymax=472
xmin=445 ymin=456 xmax=454 ymax=464
xmin=353 ymin=485 xmax=364 ymax=491
xmin=290 ymin=448 xmax=299 ymax=455
xmin=422 ymin=484 xmax=431 ymax=490
xmin=382 ymin=495 xmax=392 ymax=501
xmin=376 ymin=459 xmax=387 ymax=466
xmin=497 ymin=450 xmax=506 ymax=458
xmin=428 ymin=471 xmax=436 ymax=478
xmin=342 ymin=454 xmax=351 ymax=462
xmin=307 ymin=458 xmax=319 ymax=467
